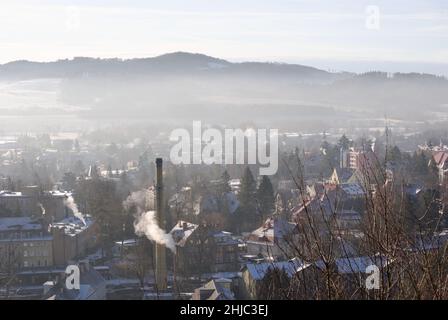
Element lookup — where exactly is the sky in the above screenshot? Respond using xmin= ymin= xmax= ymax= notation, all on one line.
xmin=0 ymin=0 xmax=447 ymax=75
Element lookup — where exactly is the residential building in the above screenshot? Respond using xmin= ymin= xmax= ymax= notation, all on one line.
xmin=44 ymin=260 xmax=106 ymax=300
xmin=431 ymin=151 xmax=448 ymax=184
xmin=0 ymin=188 xmax=69 ymax=221
xmin=50 ymin=216 xmax=97 ymax=266
xmin=0 ymin=217 xmax=53 ymax=270
xmin=245 ymin=215 xmax=298 ymax=260
xmin=170 ymin=221 xmax=239 ymax=275
xmin=192 ymin=278 xmax=235 ymax=300
xmin=340 ymin=147 xmax=360 ymax=170
xmin=240 ymin=258 xmax=312 ymax=299
xmin=0 ymin=191 xmax=36 ymax=217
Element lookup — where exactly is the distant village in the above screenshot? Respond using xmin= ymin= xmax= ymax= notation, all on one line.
xmin=1 ymin=127 xmax=448 ymax=300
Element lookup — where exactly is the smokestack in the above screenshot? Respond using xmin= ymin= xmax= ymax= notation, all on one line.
xmin=155 ymin=158 xmax=167 ymax=291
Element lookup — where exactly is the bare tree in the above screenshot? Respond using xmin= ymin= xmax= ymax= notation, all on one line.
xmin=259 ymin=151 xmax=448 ymax=300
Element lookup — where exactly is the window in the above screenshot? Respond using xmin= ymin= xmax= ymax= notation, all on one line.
xmin=23 ymin=250 xmax=28 ymax=257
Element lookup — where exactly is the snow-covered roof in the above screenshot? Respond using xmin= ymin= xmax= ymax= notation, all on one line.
xmin=194 ymin=278 xmax=235 ymax=300
xmin=45 ymin=266 xmax=105 ymax=300
xmin=170 ymin=220 xmax=199 ymax=247
xmin=229 ymin=179 xmax=240 ymax=186
xmin=212 ymin=231 xmax=238 ymax=245
xmin=247 ymin=216 xmax=296 ymax=243
xmin=50 ymin=215 xmax=93 ymax=236
xmin=0 ymin=190 xmax=71 ymax=198
xmin=315 ymin=255 xmax=392 ymax=274
xmin=244 ymin=258 xmax=310 ymax=281
xmin=114 ymin=239 xmax=138 ymax=247
xmin=202 ymin=271 xmax=241 ymax=281
xmin=16 ymin=267 xmax=66 ymax=275
xmin=339 ymin=183 xmax=365 ymax=196
xmin=194 ymin=192 xmax=240 ymax=215
xmin=0 ymin=191 xmax=27 ymax=197
xmin=0 ymin=217 xmax=43 ymax=231
xmin=43 ymin=190 xmax=71 ymax=198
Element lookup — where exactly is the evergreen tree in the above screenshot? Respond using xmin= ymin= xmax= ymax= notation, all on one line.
xmin=138 ymin=151 xmax=150 ymax=171
xmin=387 ymin=146 xmax=402 ymax=164
xmin=257 ymin=175 xmax=275 ymax=217
xmin=321 ymin=141 xmax=338 ymax=173
xmin=73 ymin=160 xmax=85 ymax=176
xmin=413 ymin=152 xmax=429 ymax=175
xmin=219 ymin=170 xmax=231 ymax=194
xmin=75 ymin=179 xmax=123 ymax=258
xmin=62 ymin=172 xmax=77 ymax=191
xmin=237 ymin=167 xmax=258 ymax=231
xmin=338 ymin=134 xmax=351 ymax=150
xmin=136 ymin=151 xmax=152 ymax=188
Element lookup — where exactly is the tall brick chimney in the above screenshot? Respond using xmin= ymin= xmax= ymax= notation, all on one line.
xmin=155 ymin=158 xmax=167 ymax=291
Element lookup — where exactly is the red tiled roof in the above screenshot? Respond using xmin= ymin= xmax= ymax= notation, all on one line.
xmin=432 ymin=151 xmax=448 ymax=167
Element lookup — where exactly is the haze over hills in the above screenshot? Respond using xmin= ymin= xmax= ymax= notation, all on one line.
xmin=0 ymin=52 xmax=346 ymax=82
xmin=0 ymin=52 xmax=447 ymax=126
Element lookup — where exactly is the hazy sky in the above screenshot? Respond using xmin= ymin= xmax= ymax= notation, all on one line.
xmin=0 ymin=0 xmax=447 ymax=74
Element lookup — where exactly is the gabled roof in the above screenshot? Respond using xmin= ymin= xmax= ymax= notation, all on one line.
xmin=432 ymin=151 xmax=448 ymax=168
xmin=292 ymin=188 xmax=337 ymax=220
xmin=170 ymin=220 xmax=199 ymax=247
xmin=193 ymin=192 xmax=240 ymax=215
xmin=328 ymin=168 xmax=354 ymax=185
xmin=247 ymin=216 xmax=296 ymax=243
xmin=347 ymin=170 xmax=363 ymax=184
xmin=194 ymin=278 xmax=235 ymax=300
xmin=170 ymin=221 xmax=237 ymax=247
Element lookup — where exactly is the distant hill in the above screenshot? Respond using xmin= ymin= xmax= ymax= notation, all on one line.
xmin=0 ymin=52 xmax=447 ymax=122
xmin=0 ymin=52 xmax=348 ymax=83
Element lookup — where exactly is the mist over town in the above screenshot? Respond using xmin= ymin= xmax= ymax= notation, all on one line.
xmin=1 ymin=0 xmax=448 ymax=305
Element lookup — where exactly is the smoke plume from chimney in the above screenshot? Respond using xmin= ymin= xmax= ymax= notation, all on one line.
xmin=134 ymin=210 xmax=175 ymax=253
xmin=124 ymin=190 xmax=175 ymax=253
xmin=38 ymin=202 xmax=46 ymax=215
xmin=64 ymin=195 xmax=86 ymax=226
